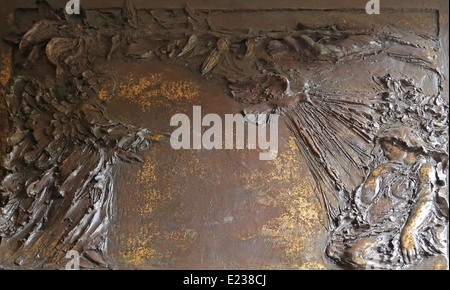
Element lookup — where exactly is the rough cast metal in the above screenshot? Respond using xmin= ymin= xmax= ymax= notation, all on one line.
xmin=0 ymin=0 xmax=448 ymax=269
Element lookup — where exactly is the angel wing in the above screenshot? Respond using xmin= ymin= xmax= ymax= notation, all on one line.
xmin=0 ymin=0 xmax=172 ymax=268
xmin=228 ymin=73 xmax=378 ymax=229
xmin=0 ymin=76 xmax=159 ymax=267
xmin=285 ymin=92 xmax=378 ymax=228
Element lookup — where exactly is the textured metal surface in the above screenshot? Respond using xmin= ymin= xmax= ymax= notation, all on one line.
xmin=0 ymin=0 xmax=448 ymax=270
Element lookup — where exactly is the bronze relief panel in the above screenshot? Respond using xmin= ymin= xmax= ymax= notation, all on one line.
xmin=0 ymin=0 xmax=448 ymax=270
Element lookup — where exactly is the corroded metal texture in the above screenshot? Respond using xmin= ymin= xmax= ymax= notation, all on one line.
xmin=0 ymin=0 xmax=448 ymax=270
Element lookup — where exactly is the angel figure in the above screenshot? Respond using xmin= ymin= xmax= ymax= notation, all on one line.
xmin=326 ymin=127 xmax=448 ymax=269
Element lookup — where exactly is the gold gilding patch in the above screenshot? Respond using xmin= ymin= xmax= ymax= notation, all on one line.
xmin=0 ymin=103 xmax=7 ymax=159
xmin=119 ymin=222 xmax=198 ymax=267
xmin=118 ymin=148 xmax=205 ymax=267
xmin=243 ymin=137 xmax=327 ymax=269
xmin=0 ymin=48 xmax=11 ymax=165
xmin=118 ymin=74 xmax=199 ymax=112
xmin=0 ymin=49 xmax=11 ymax=89
xmin=128 ymin=147 xmax=171 ymax=217
xmin=98 ymin=88 xmax=109 ymax=102
xmin=128 ymin=148 xmax=207 ymax=217
xmin=6 ymin=13 xmax=14 ymax=25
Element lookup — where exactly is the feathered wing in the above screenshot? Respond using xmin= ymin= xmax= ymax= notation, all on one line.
xmin=228 ymin=75 xmax=379 ymax=229
xmin=285 ymin=92 xmax=379 ymax=228
xmin=0 ymin=3 xmax=170 ymax=267
xmin=0 ymin=76 xmax=154 ymax=267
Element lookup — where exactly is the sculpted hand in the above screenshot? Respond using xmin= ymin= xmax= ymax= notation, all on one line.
xmin=400 ymin=228 xmax=419 ymax=264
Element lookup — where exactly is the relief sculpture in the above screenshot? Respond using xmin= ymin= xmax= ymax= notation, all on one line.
xmin=0 ymin=0 xmax=447 ymax=269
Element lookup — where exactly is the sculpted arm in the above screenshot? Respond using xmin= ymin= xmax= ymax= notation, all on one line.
xmin=400 ymin=162 xmax=436 ymax=263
